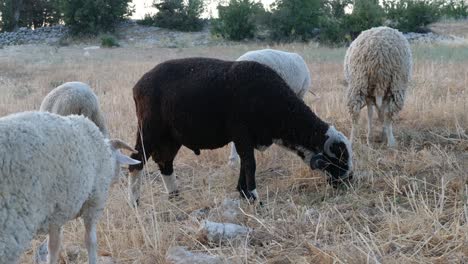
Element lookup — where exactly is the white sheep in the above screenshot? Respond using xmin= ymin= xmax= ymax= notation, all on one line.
xmin=40 ymin=81 xmax=109 ymax=137
xmin=344 ymin=26 xmax=412 ymax=147
xmin=0 ymin=111 xmax=139 ymax=264
xmin=228 ymin=49 xmax=313 ymax=166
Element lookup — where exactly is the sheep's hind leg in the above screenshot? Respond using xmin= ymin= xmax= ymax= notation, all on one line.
xmin=235 ymin=142 xmax=257 ymax=202
xmin=383 ymin=111 xmax=397 ymax=148
xmin=366 ymin=99 xmax=374 ymax=145
xmin=47 ymin=225 xmax=62 ymax=264
xmin=228 ymin=142 xmax=240 ymax=167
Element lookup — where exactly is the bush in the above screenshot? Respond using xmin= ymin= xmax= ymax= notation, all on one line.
xmin=61 ymin=0 xmax=134 ymax=35
xmin=440 ymin=0 xmax=468 ymax=19
xmin=346 ymin=0 xmax=385 ymax=39
xmin=152 ymin=0 xmax=204 ymax=32
xmin=101 ymin=35 xmax=120 ymax=47
xmin=211 ymin=0 xmax=265 ymax=41
xmin=269 ymin=0 xmax=325 ymax=41
xmin=136 ymin=13 xmax=156 ymax=26
xmin=383 ymin=0 xmax=441 ymax=33
xmin=318 ymin=0 xmax=351 ymax=44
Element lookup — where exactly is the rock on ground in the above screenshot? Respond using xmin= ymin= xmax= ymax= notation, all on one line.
xmin=166 ymin=246 xmax=223 ymax=264
xmin=198 ymin=220 xmax=251 ymax=244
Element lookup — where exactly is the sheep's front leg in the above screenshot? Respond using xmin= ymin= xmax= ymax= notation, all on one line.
xmin=47 ymin=225 xmax=62 ymax=264
xmin=350 ymin=111 xmax=360 ymax=145
xmin=128 ymin=170 xmax=142 ymax=207
xmin=228 ymin=142 xmax=240 ymax=167
xmin=82 ymin=205 xmax=105 ymax=264
xmin=160 ymin=161 xmax=179 ymax=199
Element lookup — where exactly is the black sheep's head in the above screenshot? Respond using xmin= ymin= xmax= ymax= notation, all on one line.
xmin=310 ymin=126 xmax=353 ymax=186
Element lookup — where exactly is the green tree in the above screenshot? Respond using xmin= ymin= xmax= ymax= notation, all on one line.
xmin=211 ymin=0 xmax=265 ymax=40
xmin=346 ymin=0 xmax=385 ymax=39
xmin=0 ymin=0 xmax=23 ymax=32
xmin=61 ymin=0 xmax=134 ymax=35
xmin=152 ymin=0 xmax=204 ymax=31
xmin=383 ymin=0 xmax=440 ymax=33
xmin=269 ymin=0 xmax=325 ymax=41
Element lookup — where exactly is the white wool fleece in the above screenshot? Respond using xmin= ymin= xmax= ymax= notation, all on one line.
xmin=237 ymin=49 xmax=312 ymax=98
xmin=40 ymin=81 xmax=109 ymax=137
xmin=0 ymin=112 xmax=120 ymax=263
xmin=344 ymin=26 xmax=412 ymax=115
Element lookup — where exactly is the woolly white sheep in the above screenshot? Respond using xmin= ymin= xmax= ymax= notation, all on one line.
xmin=344 ymin=26 xmax=412 ymax=147
xmin=228 ymin=49 xmax=313 ymax=166
xmin=0 ymin=111 xmax=139 ymax=264
xmin=40 ymin=81 xmax=109 ymax=137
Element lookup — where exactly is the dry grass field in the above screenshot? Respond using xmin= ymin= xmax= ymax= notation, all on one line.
xmin=1 ymin=39 xmax=467 ymax=263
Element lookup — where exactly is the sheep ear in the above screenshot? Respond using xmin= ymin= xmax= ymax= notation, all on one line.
xmin=116 ymin=150 xmax=141 ymax=165
xmin=310 ymin=153 xmax=327 ymax=170
xmin=109 ymin=139 xmax=138 ymax=153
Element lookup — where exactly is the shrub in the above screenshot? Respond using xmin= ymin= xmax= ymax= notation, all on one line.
xmin=345 ymin=0 xmax=385 ymax=39
xmin=318 ymin=0 xmax=352 ymax=44
xmin=136 ymin=13 xmax=156 ymax=26
xmin=211 ymin=0 xmax=265 ymax=41
xmin=269 ymin=0 xmax=325 ymax=41
xmin=383 ymin=0 xmax=441 ymax=33
xmin=101 ymin=35 xmax=120 ymax=47
xmin=152 ymin=0 xmax=204 ymax=32
xmin=61 ymin=0 xmax=134 ymax=35
xmin=440 ymin=0 xmax=468 ymax=19
xmin=319 ymin=17 xmax=349 ymax=44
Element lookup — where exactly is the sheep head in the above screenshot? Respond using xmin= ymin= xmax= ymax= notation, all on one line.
xmin=310 ymin=126 xmax=353 ymax=186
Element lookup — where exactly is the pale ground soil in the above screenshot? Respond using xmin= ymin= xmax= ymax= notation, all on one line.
xmin=0 ymin=36 xmax=467 ymax=263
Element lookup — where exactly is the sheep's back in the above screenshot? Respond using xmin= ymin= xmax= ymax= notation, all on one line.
xmin=132 ymin=58 xmax=307 ymax=148
xmin=237 ymin=49 xmax=311 ymax=96
xmin=40 ymin=82 xmax=108 ymax=136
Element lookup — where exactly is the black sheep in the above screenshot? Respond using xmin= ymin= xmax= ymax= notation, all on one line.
xmin=128 ymin=57 xmax=353 ymax=205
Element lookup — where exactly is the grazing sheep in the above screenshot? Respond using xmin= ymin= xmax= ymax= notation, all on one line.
xmin=40 ymin=81 xmax=109 ymax=137
xmin=127 ymin=57 xmax=352 ymax=206
xmin=0 ymin=111 xmax=139 ymax=264
xmin=227 ymin=48 xmax=313 ymax=166
xmin=344 ymin=26 xmax=412 ymax=147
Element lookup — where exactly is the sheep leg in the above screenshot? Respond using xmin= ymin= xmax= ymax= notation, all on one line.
xmin=155 ymin=143 xmax=181 ymax=199
xmin=236 ymin=143 xmax=257 ymax=201
xmin=159 ymin=160 xmax=179 ymax=198
xmin=350 ymin=111 xmax=360 ymax=145
xmin=383 ymin=111 xmax=397 ymax=148
xmin=366 ymin=100 xmax=374 ymax=145
xmin=47 ymin=225 xmax=62 ymax=264
xmin=83 ymin=213 xmax=99 ymax=264
xmin=128 ymin=128 xmax=153 ymax=207
xmin=228 ymin=142 xmax=240 ymax=167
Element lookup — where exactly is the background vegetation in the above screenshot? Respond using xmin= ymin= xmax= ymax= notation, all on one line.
xmin=0 ymin=0 xmax=468 ymax=42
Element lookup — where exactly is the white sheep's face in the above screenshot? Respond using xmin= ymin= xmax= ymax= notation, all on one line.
xmin=310 ymin=127 xmax=353 ymax=186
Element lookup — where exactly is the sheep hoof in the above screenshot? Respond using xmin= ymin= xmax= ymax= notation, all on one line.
xmin=168 ymin=190 xmax=180 ymax=200
xmin=238 ymin=189 xmax=258 ymax=203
